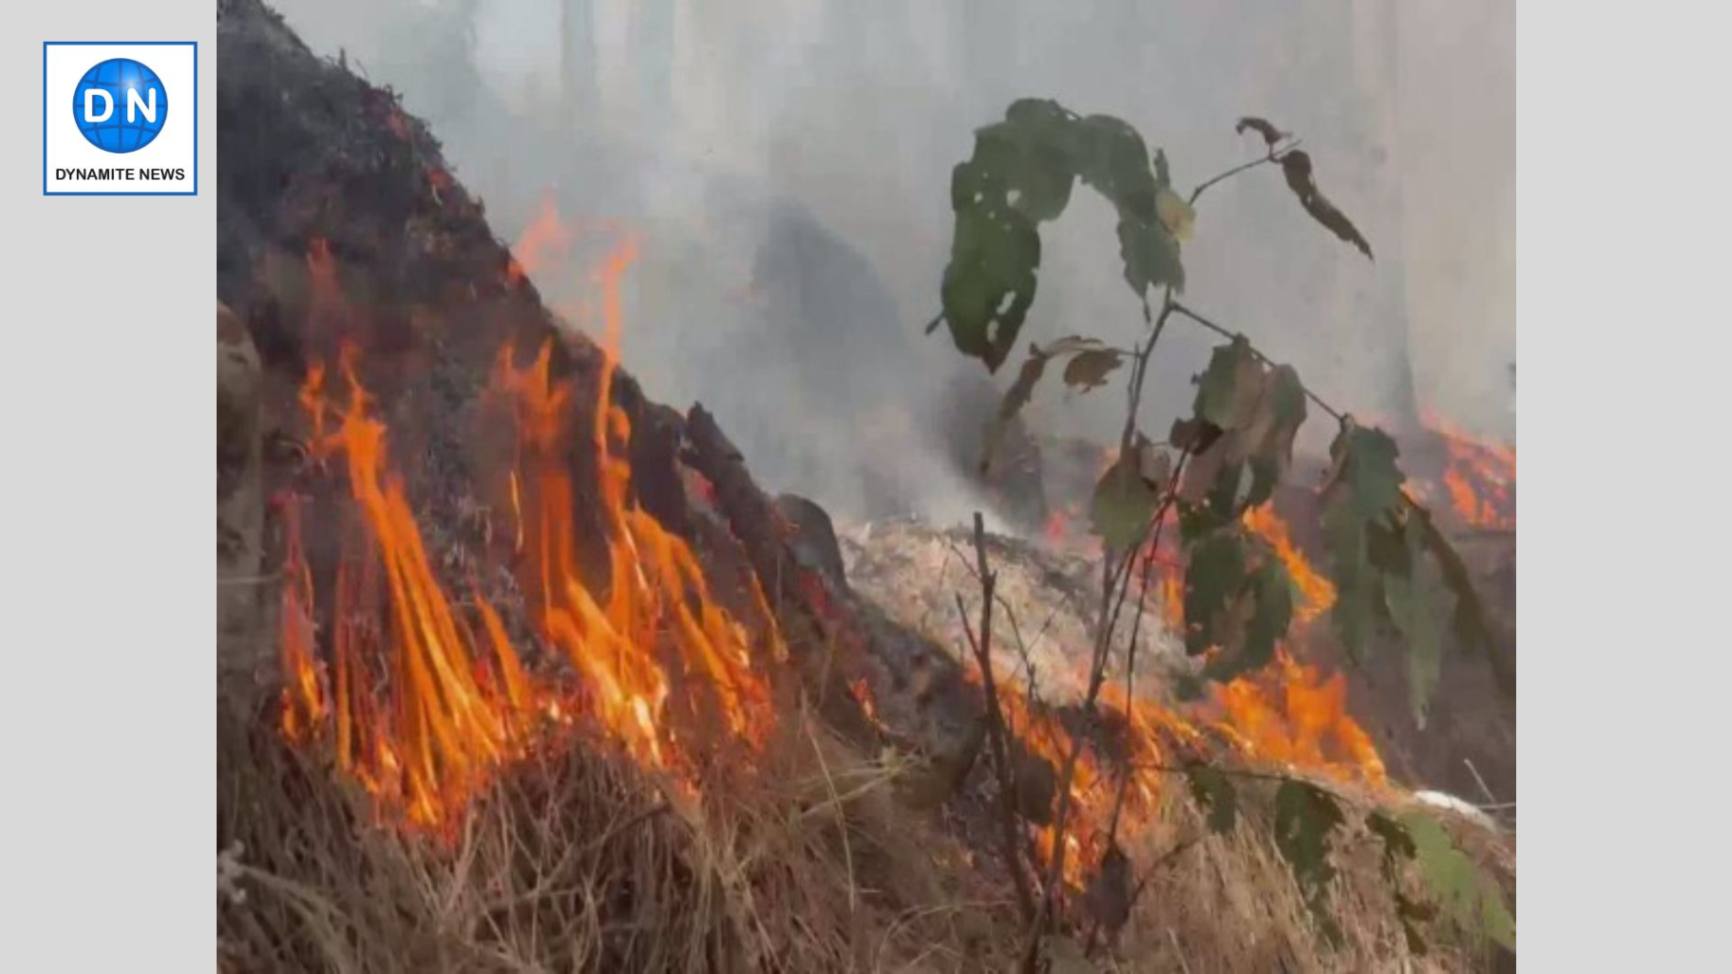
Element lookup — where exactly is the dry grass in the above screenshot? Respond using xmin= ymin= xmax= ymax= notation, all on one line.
xmin=218 ymin=685 xmax=1512 ymax=974
xmin=1110 ymin=784 xmax=1513 ymax=973
xmin=217 ymin=688 xmax=1021 ymax=974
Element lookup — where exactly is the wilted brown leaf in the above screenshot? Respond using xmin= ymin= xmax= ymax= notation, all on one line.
xmin=1279 ymin=150 xmax=1373 ymax=259
xmin=1235 ymin=116 xmax=1285 ymax=148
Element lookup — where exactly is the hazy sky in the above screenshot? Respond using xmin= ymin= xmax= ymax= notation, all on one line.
xmin=269 ymin=0 xmax=1514 ymax=517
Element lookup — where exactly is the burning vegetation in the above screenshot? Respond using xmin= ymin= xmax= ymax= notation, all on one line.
xmin=216 ymin=3 xmax=1514 ymax=971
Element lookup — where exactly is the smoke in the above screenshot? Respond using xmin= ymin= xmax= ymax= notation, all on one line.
xmin=266 ymin=0 xmax=1514 ymax=525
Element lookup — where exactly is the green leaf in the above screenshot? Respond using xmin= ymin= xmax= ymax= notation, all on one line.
xmin=1274 ymin=780 xmax=1346 ymax=937
xmin=1182 ymin=528 xmax=1246 ymax=656
xmin=1413 ymin=503 xmax=1515 ymax=698
xmin=1383 ymin=514 xmax=1450 ymax=727
xmin=1185 ymin=763 xmax=1238 ymax=834
xmin=1325 ymin=422 xmax=1404 ymax=522
xmin=1320 ymin=422 xmax=1408 ymax=661
xmin=1400 ymin=811 xmax=1516 ymax=951
xmin=1090 ymin=449 xmax=1161 ymax=553
xmin=936 ymin=100 xmax=1188 ymax=369
xmin=1321 ymin=492 xmax=1378 ymax=661
xmin=1184 ymin=526 xmax=1294 ymax=681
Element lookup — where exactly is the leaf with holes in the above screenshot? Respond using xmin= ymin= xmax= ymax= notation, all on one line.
xmin=936 ymin=101 xmax=1189 ymax=369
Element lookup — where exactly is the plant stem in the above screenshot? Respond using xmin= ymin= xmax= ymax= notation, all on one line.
xmin=1188 ymin=149 xmax=1283 ymax=206
xmin=955 ymin=514 xmax=1037 ymax=922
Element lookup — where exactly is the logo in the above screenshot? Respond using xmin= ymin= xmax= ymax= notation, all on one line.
xmin=73 ymin=58 xmax=168 ymax=153
xmin=43 ymin=42 xmax=197 ymax=196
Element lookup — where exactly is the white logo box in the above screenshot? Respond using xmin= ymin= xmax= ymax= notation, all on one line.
xmin=43 ymin=42 xmax=198 ymax=196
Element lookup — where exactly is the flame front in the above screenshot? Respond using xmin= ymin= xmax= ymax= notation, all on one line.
xmin=278 ymin=235 xmax=779 ymax=833
xmin=1420 ymin=411 xmax=1516 ymax=531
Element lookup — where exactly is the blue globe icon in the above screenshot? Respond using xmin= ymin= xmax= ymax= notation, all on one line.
xmin=72 ymin=58 xmax=169 ymax=153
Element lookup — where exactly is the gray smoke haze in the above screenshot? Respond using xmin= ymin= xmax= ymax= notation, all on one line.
xmin=266 ymin=0 xmax=1514 ymax=525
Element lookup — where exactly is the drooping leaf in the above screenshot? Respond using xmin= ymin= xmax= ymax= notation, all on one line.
xmin=1090 ymin=448 xmax=1161 ymax=553
xmin=1183 ymin=525 xmax=1294 ymax=680
xmin=1400 ymin=811 xmax=1516 ymax=951
xmin=1279 ymin=150 xmax=1373 ymax=259
xmin=1274 ymin=780 xmax=1346 ymax=937
xmin=1179 ymin=342 xmax=1308 ymax=516
xmin=1062 ymin=347 xmax=1124 ymax=391
xmin=1383 ymin=514 xmax=1450 ymax=727
xmin=1324 ymin=422 xmax=1405 ymax=522
xmin=1235 ymin=116 xmax=1285 ymax=148
xmin=937 ymin=100 xmax=1188 ymax=369
xmin=1195 ymin=338 xmax=1263 ymax=429
xmin=1182 ymin=528 xmax=1246 ymax=656
xmin=1321 ymin=492 xmax=1381 ymax=662
xmin=1185 ymin=763 xmax=1239 ymax=834
xmin=1413 ymin=503 xmax=1515 ymax=698
xmin=939 ymin=197 xmax=1041 ymax=371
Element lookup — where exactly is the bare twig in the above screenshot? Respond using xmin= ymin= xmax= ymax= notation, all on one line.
xmin=955 ymin=513 xmax=1038 ymax=922
xmin=1463 ymin=758 xmax=1499 ymax=806
xmin=1021 ymin=292 xmax=1179 ymax=972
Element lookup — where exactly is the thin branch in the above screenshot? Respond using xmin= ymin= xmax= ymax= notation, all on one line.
xmin=955 ymin=513 xmax=1038 ymax=922
xmin=1188 ymin=153 xmax=1276 ymax=206
xmin=1021 ymin=291 xmax=1177 ymax=971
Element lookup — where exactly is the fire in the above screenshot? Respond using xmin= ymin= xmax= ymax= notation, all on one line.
xmin=1242 ymin=504 xmax=1337 ymax=623
xmin=506 ymin=194 xmax=576 ymax=287
xmin=1212 ymin=652 xmax=1386 ymax=787
xmin=1419 ymin=411 xmax=1516 ymax=531
xmin=278 ymin=234 xmax=780 ymax=832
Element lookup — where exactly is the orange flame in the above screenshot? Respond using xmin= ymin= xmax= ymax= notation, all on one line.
xmin=1213 ymin=652 xmax=1386 ymax=786
xmin=506 ymin=194 xmax=576 ymax=287
xmin=278 ymin=234 xmax=780 ymax=832
xmin=1420 ymin=412 xmax=1516 ymax=531
xmin=1242 ymin=505 xmax=1337 ymax=623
